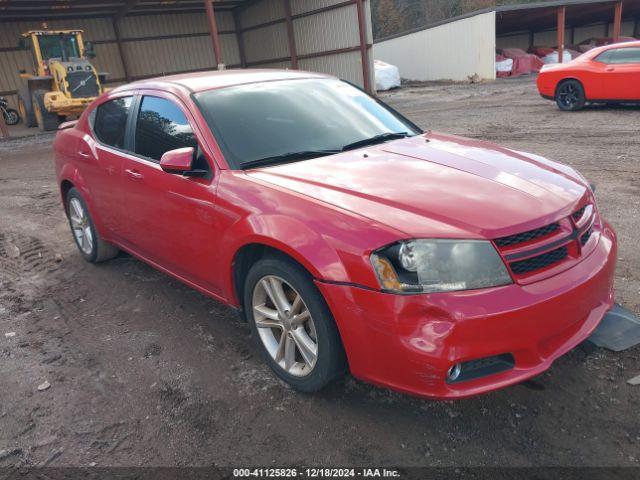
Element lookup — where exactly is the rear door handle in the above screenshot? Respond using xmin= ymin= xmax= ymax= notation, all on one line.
xmin=605 ymin=67 xmax=615 ymax=72
xmin=125 ymin=169 xmax=144 ymax=181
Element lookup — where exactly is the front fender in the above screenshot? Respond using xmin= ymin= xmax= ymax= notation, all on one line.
xmin=220 ymin=213 xmax=350 ymax=303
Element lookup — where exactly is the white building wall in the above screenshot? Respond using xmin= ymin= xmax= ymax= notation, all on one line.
xmin=373 ymin=12 xmax=496 ymax=82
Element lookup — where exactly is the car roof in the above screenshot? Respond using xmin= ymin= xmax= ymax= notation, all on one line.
xmin=582 ymin=40 xmax=640 ymax=58
xmin=112 ymin=69 xmax=333 ymax=95
xmin=601 ymin=40 xmax=640 ymax=51
xmin=605 ymin=40 xmax=640 ymax=47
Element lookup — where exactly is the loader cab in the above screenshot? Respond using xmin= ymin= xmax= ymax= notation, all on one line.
xmin=21 ymin=30 xmax=86 ymax=76
xmin=37 ymin=32 xmax=82 ymax=62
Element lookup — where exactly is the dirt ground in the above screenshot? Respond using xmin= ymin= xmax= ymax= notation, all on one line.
xmin=0 ymin=76 xmax=639 ymax=468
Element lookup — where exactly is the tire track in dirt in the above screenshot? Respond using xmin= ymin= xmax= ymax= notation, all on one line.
xmin=0 ymin=232 xmax=60 ymax=283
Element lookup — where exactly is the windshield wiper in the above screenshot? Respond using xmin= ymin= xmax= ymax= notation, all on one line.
xmin=340 ymin=132 xmax=413 ymax=152
xmin=240 ymin=150 xmax=341 ymax=170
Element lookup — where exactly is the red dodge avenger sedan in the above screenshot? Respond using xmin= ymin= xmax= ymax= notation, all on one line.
xmin=538 ymin=41 xmax=640 ymax=110
xmin=54 ymin=70 xmax=617 ymax=399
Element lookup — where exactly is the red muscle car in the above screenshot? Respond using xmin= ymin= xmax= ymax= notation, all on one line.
xmin=537 ymin=41 xmax=640 ymax=110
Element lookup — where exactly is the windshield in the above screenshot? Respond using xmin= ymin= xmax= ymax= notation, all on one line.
xmin=194 ymin=78 xmax=422 ymax=169
xmin=37 ymin=34 xmax=81 ymax=61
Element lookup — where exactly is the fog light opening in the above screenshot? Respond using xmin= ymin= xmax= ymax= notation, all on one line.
xmin=446 ymin=353 xmax=516 ymax=384
xmin=447 ymin=363 xmax=462 ymax=382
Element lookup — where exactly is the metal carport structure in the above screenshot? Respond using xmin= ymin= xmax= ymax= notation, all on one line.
xmin=0 ymin=0 xmax=375 ymax=138
xmin=373 ymin=0 xmax=640 ymax=83
xmin=496 ymin=0 xmax=640 ymax=62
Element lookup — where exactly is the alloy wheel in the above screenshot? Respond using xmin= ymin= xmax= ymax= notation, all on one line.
xmin=558 ymin=83 xmax=579 ymax=109
xmin=252 ymin=275 xmax=318 ymax=377
xmin=69 ymin=197 xmax=93 ymax=255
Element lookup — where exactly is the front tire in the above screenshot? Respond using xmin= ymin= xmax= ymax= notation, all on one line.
xmin=244 ymin=255 xmax=346 ymax=392
xmin=66 ymin=188 xmax=119 ymax=263
xmin=32 ymin=90 xmax=60 ymax=131
xmin=556 ymin=80 xmax=586 ymax=111
xmin=17 ymin=87 xmax=36 ymax=128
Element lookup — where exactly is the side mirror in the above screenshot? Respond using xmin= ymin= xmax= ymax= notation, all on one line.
xmin=84 ymin=41 xmax=96 ymax=58
xmin=160 ymin=147 xmax=194 ymax=174
xmin=17 ymin=38 xmax=27 ymax=49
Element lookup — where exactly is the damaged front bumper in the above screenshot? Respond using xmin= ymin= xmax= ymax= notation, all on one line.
xmin=317 ymin=223 xmax=617 ymax=399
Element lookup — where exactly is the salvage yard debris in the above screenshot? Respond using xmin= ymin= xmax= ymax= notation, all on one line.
xmin=589 ymin=304 xmax=640 ymax=352
xmin=0 ymin=448 xmax=22 ymax=461
xmin=37 ymin=381 xmax=51 ymax=391
xmin=374 ymin=60 xmax=401 ymax=91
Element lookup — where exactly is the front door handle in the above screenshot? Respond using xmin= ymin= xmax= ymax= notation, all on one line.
xmin=605 ymin=67 xmax=615 ymax=72
xmin=125 ymin=169 xmax=144 ymax=181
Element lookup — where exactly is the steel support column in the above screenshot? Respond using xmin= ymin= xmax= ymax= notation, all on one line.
xmin=204 ymin=0 xmax=224 ymax=69
xmin=613 ymin=1 xmax=623 ymax=42
xmin=355 ymin=0 xmax=372 ymax=93
xmin=557 ymin=6 xmax=566 ymax=65
xmin=283 ymin=0 xmax=298 ymax=69
xmin=233 ymin=9 xmax=247 ymax=68
xmin=112 ymin=18 xmax=131 ymax=82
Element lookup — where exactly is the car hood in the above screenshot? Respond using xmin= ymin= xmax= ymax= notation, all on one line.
xmin=246 ymin=132 xmax=589 ymax=239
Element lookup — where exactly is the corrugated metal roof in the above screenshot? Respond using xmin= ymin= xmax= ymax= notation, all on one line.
xmin=497 ymin=0 xmax=640 ymax=34
xmin=0 ymin=0 xmax=251 ymax=22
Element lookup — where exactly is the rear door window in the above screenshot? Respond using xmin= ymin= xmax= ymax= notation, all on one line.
xmin=610 ymin=47 xmax=640 ymax=64
xmin=133 ymin=96 xmax=198 ymax=162
xmin=597 ymin=47 xmax=640 ymax=64
xmin=92 ymin=97 xmax=132 ymax=149
xmin=595 ymin=50 xmax=615 ymax=63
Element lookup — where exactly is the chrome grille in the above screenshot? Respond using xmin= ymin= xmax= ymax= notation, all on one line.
xmin=580 ymin=228 xmax=593 ymax=246
xmin=66 ymin=71 xmax=99 ymax=98
xmin=509 ymin=246 xmax=569 ymax=275
xmin=494 ymin=223 xmax=560 ymax=248
xmin=572 ymin=205 xmax=587 ymax=222
xmin=494 ymin=204 xmax=595 ymax=278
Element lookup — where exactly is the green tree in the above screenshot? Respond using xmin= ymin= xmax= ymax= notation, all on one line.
xmin=372 ymin=0 xmax=561 ymax=39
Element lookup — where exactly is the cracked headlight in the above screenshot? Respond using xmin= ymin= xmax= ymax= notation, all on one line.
xmin=371 ymin=239 xmax=513 ymax=294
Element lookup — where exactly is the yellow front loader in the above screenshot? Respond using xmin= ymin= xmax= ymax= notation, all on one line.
xmin=17 ymin=30 xmax=108 ymax=131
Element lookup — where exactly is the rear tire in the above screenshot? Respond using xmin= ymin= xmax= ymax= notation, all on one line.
xmin=32 ymin=90 xmax=60 ymax=131
xmin=555 ymin=80 xmax=586 ymax=111
xmin=66 ymin=188 xmax=119 ymax=263
xmin=3 ymin=108 xmax=20 ymax=126
xmin=243 ymin=254 xmax=347 ymax=392
xmin=17 ymin=87 xmax=36 ymax=128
